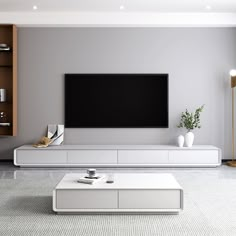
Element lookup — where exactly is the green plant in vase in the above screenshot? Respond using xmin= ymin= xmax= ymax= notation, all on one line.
xmin=177 ymin=105 xmax=204 ymax=147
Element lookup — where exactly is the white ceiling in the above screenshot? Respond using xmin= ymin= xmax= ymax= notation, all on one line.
xmin=0 ymin=0 xmax=236 ymax=12
xmin=0 ymin=0 xmax=236 ymax=26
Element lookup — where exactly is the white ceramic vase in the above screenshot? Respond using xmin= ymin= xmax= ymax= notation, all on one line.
xmin=177 ymin=135 xmax=184 ymax=147
xmin=185 ymin=131 xmax=194 ymax=147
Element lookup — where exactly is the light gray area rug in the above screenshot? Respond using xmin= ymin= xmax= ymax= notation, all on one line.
xmin=0 ymin=165 xmax=236 ymax=236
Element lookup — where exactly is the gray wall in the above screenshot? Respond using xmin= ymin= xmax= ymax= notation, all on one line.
xmin=0 ymin=28 xmax=236 ymax=160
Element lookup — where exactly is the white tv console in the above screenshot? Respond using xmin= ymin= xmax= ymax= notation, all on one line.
xmin=14 ymin=145 xmax=221 ymax=167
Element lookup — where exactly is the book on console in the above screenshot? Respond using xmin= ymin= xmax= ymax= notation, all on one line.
xmin=77 ymin=175 xmax=105 ymax=185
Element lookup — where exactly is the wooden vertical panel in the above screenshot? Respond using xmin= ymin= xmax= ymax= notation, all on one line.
xmin=231 ymin=76 xmax=236 ymax=88
xmin=12 ymin=24 xmax=17 ymax=136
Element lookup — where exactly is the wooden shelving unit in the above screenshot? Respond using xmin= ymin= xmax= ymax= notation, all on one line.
xmin=0 ymin=24 xmax=17 ymax=136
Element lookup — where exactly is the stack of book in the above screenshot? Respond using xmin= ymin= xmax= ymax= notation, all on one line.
xmin=77 ymin=175 xmax=105 ymax=185
xmin=0 ymin=44 xmax=10 ymax=51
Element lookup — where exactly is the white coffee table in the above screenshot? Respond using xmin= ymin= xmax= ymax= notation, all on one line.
xmin=53 ymin=173 xmax=183 ymax=214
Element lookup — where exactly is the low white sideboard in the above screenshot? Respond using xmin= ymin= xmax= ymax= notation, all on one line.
xmin=14 ymin=145 xmax=221 ymax=167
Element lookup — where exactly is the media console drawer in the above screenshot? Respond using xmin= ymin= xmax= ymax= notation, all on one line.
xmin=67 ymin=150 xmax=117 ymax=164
xmin=169 ymin=150 xmax=219 ymax=164
xmin=118 ymin=150 xmax=168 ymax=164
xmin=16 ymin=150 xmax=67 ymax=164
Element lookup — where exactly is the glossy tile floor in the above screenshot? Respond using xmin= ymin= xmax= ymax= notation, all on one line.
xmin=0 ymin=162 xmax=236 ymax=236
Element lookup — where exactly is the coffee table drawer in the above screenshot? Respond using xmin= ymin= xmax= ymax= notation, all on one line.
xmin=119 ymin=190 xmax=182 ymax=209
xmin=56 ymin=190 xmax=118 ymax=209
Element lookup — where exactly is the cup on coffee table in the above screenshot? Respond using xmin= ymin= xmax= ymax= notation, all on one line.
xmin=87 ymin=168 xmax=97 ymax=178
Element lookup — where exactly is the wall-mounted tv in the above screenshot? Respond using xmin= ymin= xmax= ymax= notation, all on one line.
xmin=65 ymin=74 xmax=168 ymax=128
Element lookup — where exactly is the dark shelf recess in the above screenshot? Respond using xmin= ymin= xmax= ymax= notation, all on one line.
xmin=0 ymin=49 xmax=12 ymax=53
xmin=0 ymin=101 xmax=13 ymax=105
xmin=0 ymin=65 xmax=12 ymax=67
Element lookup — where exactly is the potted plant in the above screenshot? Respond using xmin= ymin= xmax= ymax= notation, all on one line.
xmin=177 ymin=105 xmax=204 ymax=147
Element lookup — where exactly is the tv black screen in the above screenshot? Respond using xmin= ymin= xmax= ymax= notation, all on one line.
xmin=65 ymin=74 xmax=168 ymax=128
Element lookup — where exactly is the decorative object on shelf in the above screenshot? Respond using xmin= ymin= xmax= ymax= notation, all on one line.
xmin=0 ymin=43 xmax=10 ymax=51
xmin=228 ymin=69 xmax=236 ymax=167
xmin=185 ymin=132 xmax=194 ymax=148
xmin=0 ymin=89 xmax=6 ymax=102
xmin=177 ymin=105 xmax=204 ymax=147
xmin=0 ymin=123 xmax=10 ymax=126
xmin=32 ymin=124 xmax=64 ymax=148
xmin=33 ymin=136 xmax=53 ymax=148
xmin=177 ymin=135 xmax=184 ymax=147
xmin=0 ymin=111 xmax=10 ymax=126
xmin=0 ymin=111 xmax=7 ymax=122
xmin=47 ymin=124 xmax=64 ymax=145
